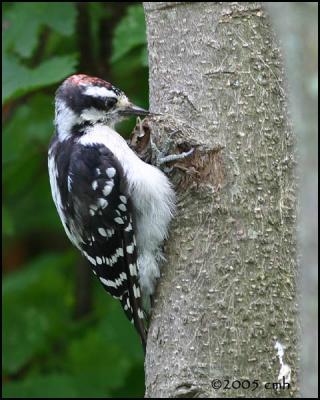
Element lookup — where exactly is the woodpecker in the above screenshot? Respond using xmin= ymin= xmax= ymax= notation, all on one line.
xmin=48 ymin=74 xmax=176 ymax=349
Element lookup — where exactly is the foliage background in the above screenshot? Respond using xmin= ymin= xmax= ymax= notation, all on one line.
xmin=2 ymin=2 xmax=148 ymax=397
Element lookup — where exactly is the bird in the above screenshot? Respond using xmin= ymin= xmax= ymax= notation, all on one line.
xmin=48 ymin=74 xmax=176 ymax=350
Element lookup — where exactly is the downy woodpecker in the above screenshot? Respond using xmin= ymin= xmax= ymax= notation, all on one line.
xmin=48 ymin=74 xmax=175 ymax=348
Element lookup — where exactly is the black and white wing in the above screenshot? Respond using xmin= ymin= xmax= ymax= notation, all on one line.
xmin=61 ymin=143 xmax=146 ymax=346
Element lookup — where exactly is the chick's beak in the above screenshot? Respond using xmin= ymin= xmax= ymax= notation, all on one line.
xmin=119 ymin=103 xmax=149 ymax=116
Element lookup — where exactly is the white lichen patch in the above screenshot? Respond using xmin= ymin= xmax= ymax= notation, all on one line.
xmin=274 ymin=341 xmax=291 ymax=384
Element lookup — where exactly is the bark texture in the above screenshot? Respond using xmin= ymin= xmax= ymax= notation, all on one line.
xmin=144 ymin=2 xmax=298 ymax=398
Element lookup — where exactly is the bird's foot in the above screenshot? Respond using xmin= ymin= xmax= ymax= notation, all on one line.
xmin=150 ymin=130 xmax=194 ymax=172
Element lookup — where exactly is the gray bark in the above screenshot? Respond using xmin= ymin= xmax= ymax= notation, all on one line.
xmin=266 ymin=3 xmax=318 ymax=398
xmin=143 ymin=2 xmax=298 ymax=397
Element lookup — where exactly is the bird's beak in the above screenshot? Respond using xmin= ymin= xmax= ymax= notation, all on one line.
xmin=119 ymin=103 xmax=149 ymax=116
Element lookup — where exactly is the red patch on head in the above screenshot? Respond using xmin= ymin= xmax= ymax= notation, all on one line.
xmin=65 ymin=74 xmax=112 ymax=88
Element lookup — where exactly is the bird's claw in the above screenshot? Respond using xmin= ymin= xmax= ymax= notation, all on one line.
xmin=150 ymin=131 xmax=194 ymax=172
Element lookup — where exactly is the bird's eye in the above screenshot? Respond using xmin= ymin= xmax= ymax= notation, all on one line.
xmin=106 ymin=97 xmax=117 ymax=108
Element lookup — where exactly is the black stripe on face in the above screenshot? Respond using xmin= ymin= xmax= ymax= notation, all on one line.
xmin=57 ymin=83 xmax=118 ymax=115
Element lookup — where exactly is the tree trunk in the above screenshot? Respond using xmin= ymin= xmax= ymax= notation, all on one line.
xmin=143 ymin=2 xmax=298 ymax=398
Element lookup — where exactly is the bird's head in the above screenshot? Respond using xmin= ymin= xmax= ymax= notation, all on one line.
xmin=55 ymin=74 xmax=149 ymax=140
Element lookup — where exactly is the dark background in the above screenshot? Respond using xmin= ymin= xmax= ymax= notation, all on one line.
xmin=3 ymin=2 xmax=148 ymax=397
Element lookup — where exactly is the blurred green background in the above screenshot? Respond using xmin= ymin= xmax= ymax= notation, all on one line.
xmin=2 ymin=2 xmax=148 ymax=397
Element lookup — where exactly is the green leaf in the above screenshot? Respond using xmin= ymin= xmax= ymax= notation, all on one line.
xmin=5 ymin=176 xmax=65 ymax=235
xmin=65 ymin=301 xmax=143 ymax=394
xmin=2 ymin=54 xmax=77 ymax=104
xmin=3 ymin=93 xmax=53 ymax=164
xmin=2 ymin=206 xmax=14 ymax=236
xmin=140 ymin=46 xmax=149 ymax=67
xmin=112 ymin=5 xmax=146 ymax=62
xmin=3 ymin=373 xmax=107 ymax=399
xmin=3 ymin=2 xmax=77 ymax=58
xmin=99 ymin=303 xmax=144 ymax=361
xmin=3 ymin=253 xmax=76 ymax=374
xmin=4 ymin=306 xmax=51 ymax=375
xmin=111 ymin=364 xmax=145 ymax=398
xmin=2 ymin=253 xmax=74 ymax=296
